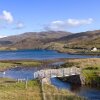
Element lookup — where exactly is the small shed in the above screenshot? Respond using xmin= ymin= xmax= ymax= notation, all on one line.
xmin=91 ymin=47 xmax=98 ymax=52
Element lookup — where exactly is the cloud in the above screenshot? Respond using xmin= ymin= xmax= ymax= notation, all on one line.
xmin=0 ymin=35 xmax=6 ymax=38
xmin=0 ymin=10 xmax=14 ymax=23
xmin=67 ymin=18 xmax=93 ymax=26
xmin=13 ymin=22 xmax=24 ymax=29
xmin=45 ymin=18 xmax=93 ymax=31
xmin=0 ymin=10 xmax=25 ymax=30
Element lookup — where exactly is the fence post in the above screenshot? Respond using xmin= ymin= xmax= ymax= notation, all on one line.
xmin=25 ymin=77 xmax=28 ymax=89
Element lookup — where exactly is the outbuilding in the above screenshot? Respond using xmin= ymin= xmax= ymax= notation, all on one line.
xmin=91 ymin=47 xmax=98 ymax=52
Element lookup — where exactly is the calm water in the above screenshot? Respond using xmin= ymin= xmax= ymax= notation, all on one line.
xmin=0 ymin=62 xmax=64 ymax=80
xmin=0 ymin=49 xmax=99 ymax=60
xmin=0 ymin=67 xmax=36 ymax=80
xmin=51 ymin=78 xmax=100 ymax=100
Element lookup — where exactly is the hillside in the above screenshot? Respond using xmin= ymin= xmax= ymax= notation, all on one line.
xmin=0 ymin=30 xmax=100 ymax=51
xmin=0 ymin=31 xmax=71 ymax=50
xmin=56 ymin=30 xmax=100 ymax=49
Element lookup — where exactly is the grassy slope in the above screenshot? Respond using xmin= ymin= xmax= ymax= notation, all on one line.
xmin=43 ymin=84 xmax=84 ymax=100
xmin=0 ymin=78 xmax=84 ymax=100
xmin=0 ymin=78 xmax=42 ymax=100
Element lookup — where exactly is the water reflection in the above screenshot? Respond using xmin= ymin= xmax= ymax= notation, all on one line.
xmin=51 ymin=77 xmax=100 ymax=100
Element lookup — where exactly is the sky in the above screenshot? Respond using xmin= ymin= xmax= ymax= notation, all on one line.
xmin=0 ymin=0 xmax=100 ymax=37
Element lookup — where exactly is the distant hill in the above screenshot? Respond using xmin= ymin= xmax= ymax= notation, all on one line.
xmin=0 ymin=30 xmax=100 ymax=50
xmin=0 ymin=31 xmax=71 ymax=49
xmin=56 ymin=30 xmax=100 ymax=49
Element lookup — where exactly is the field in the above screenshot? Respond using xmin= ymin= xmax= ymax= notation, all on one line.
xmin=0 ymin=78 xmax=42 ymax=100
xmin=0 ymin=78 xmax=84 ymax=100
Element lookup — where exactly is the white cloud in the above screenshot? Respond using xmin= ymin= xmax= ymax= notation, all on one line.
xmin=0 ymin=35 xmax=6 ymax=38
xmin=0 ymin=10 xmax=14 ymax=23
xmin=45 ymin=18 xmax=93 ymax=31
xmin=67 ymin=18 xmax=93 ymax=26
xmin=14 ymin=22 xmax=24 ymax=29
xmin=0 ymin=10 xmax=25 ymax=30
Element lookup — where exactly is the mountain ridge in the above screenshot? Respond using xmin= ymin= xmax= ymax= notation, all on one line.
xmin=0 ymin=31 xmax=71 ymax=49
xmin=0 ymin=30 xmax=100 ymax=50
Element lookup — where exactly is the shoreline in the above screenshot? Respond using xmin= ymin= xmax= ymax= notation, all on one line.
xmin=0 ymin=59 xmax=42 ymax=72
xmin=0 ymin=48 xmax=100 ymax=56
xmin=56 ymin=49 xmax=100 ymax=56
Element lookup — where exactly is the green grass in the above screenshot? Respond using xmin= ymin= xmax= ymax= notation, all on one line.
xmin=61 ymin=62 xmax=80 ymax=68
xmin=0 ymin=78 xmax=42 ymax=100
xmin=0 ymin=60 xmax=41 ymax=71
xmin=17 ymin=61 xmax=41 ymax=66
xmin=0 ymin=78 xmax=85 ymax=100
xmin=0 ymin=62 xmax=15 ymax=71
xmin=61 ymin=58 xmax=100 ymax=87
xmin=43 ymin=84 xmax=85 ymax=100
xmin=82 ymin=67 xmax=100 ymax=86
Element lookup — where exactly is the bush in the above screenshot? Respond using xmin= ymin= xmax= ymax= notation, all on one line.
xmin=61 ymin=62 xmax=80 ymax=68
xmin=84 ymin=67 xmax=98 ymax=70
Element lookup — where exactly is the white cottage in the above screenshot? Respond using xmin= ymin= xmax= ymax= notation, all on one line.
xmin=91 ymin=47 xmax=98 ymax=52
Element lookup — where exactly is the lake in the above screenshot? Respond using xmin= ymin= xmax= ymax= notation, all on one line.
xmin=0 ymin=49 xmax=99 ymax=60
